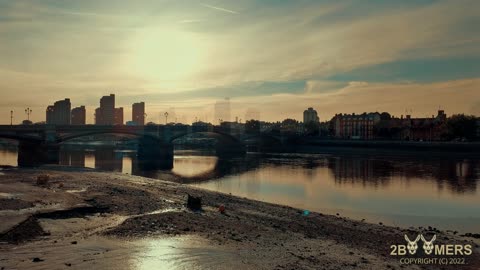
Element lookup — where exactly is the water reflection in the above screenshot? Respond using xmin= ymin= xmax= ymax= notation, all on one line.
xmin=327 ymin=155 xmax=479 ymax=193
xmin=1 ymin=145 xmax=479 ymax=231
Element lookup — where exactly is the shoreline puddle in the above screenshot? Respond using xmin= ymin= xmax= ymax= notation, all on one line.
xmin=0 ymin=192 xmax=19 ymax=198
xmin=1 ymin=235 xmax=243 ymax=270
xmin=0 ymin=203 xmax=64 ymax=216
xmin=65 ymin=187 xmax=88 ymax=193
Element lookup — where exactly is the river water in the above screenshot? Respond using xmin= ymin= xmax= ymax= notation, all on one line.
xmin=1 ymin=145 xmax=479 ymax=232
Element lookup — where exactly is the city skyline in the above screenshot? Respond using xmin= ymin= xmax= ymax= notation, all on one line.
xmin=0 ymin=1 xmax=479 ymax=124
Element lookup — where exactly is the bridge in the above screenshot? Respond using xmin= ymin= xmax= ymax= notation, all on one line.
xmin=0 ymin=124 xmax=285 ymax=167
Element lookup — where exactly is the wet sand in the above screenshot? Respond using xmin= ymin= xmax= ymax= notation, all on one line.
xmin=0 ymin=166 xmax=479 ymax=269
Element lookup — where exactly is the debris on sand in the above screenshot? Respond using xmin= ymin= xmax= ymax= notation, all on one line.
xmin=186 ymin=194 xmax=202 ymax=211
xmin=36 ymin=175 xmax=50 ymax=186
xmin=32 ymin=257 xmax=44 ymax=263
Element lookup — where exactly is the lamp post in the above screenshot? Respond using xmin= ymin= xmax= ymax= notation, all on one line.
xmin=10 ymin=110 xmax=13 ymax=125
xmin=25 ymin=108 xmax=32 ymax=121
xmin=164 ymin=112 xmax=169 ymax=125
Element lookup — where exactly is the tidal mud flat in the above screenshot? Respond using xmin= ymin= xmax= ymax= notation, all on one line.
xmin=0 ymin=166 xmax=478 ymax=269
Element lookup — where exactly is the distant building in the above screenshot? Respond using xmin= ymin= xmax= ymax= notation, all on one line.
xmin=361 ymin=110 xmax=448 ymax=141
xmin=332 ymin=112 xmax=381 ymax=140
xmin=46 ymin=98 xmax=71 ymax=125
xmin=94 ymin=107 xmax=103 ymax=125
xmin=400 ymin=110 xmax=447 ymax=141
xmin=214 ymin=98 xmax=231 ymax=124
xmin=96 ymin=94 xmax=115 ymax=125
xmin=114 ymin=107 xmax=124 ymax=125
xmin=132 ymin=102 xmax=145 ymax=126
xmin=303 ymin=107 xmax=319 ymax=124
xmin=46 ymin=106 xmax=54 ymax=124
xmin=71 ymin=106 xmax=86 ymax=125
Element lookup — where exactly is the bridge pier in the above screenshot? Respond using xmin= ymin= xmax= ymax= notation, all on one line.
xmin=137 ymin=137 xmax=174 ymax=170
xmin=17 ymin=142 xmax=60 ymax=167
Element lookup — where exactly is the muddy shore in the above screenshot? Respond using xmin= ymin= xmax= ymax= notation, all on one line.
xmin=0 ymin=166 xmax=478 ymax=269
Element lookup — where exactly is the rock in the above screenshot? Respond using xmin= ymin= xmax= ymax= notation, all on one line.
xmin=32 ymin=257 xmax=44 ymax=262
xmin=71 ymin=241 xmax=77 ymax=245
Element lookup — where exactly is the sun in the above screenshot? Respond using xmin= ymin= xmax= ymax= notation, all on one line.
xmin=131 ymin=27 xmax=204 ymax=84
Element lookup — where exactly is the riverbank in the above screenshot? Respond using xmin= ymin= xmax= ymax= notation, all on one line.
xmin=0 ymin=167 xmax=479 ymax=269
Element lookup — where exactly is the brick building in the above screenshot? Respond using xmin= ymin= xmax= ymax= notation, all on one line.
xmin=332 ymin=112 xmax=381 ymax=139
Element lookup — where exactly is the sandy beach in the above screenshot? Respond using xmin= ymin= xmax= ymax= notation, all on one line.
xmin=0 ymin=166 xmax=478 ymax=270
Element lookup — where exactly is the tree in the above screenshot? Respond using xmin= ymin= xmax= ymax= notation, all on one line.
xmin=245 ymin=120 xmax=260 ymax=134
xmin=281 ymin=119 xmax=300 ymax=133
xmin=445 ymin=114 xmax=477 ymax=141
xmin=304 ymin=121 xmax=319 ymax=136
xmin=380 ymin=112 xmax=391 ymax=121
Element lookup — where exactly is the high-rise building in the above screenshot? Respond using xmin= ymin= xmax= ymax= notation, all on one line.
xmin=71 ymin=106 xmax=86 ymax=125
xmin=132 ymin=102 xmax=145 ymax=126
xmin=303 ymin=107 xmax=319 ymax=124
xmin=214 ymin=98 xmax=231 ymax=124
xmin=95 ymin=107 xmax=103 ymax=125
xmin=46 ymin=98 xmax=71 ymax=125
xmin=114 ymin=107 xmax=124 ymax=125
xmin=95 ymin=94 xmax=115 ymax=125
xmin=46 ymin=106 xmax=54 ymax=124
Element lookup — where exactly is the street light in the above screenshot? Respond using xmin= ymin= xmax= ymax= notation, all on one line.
xmin=10 ymin=110 xmax=13 ymax=125
xmin=25 ymin=108 xmax=32 ymax=121
xmin=164 ymin=112 xmax=169 ymax=125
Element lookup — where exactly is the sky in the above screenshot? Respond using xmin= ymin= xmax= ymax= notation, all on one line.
xmin=0 ymin=0 xmax=479 ymax=124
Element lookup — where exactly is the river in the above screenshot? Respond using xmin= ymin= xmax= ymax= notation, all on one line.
xmin=1 ymin=144 xmax=479 ymax=233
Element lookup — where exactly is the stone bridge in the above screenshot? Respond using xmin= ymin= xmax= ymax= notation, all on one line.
xmin=0 ymin=124 xmax=285 ymax=167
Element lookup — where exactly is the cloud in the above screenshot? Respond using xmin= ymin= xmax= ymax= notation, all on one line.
xmin=201 ymin=3 xmax=238 ymax=14
xmin=0 ymin=0 xmax=479 ymax=124
xmin=187 ymin=0 xmax=480 ymax=88
xmin=224 ymin=78 xmax=480 ymax=122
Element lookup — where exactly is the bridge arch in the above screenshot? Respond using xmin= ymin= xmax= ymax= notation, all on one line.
xmin=169 ymin=130 xmax=243 ymax=145
xmin=56 ymin=130 xmax=162 ymax=144
xmin=0 ymin=133 xmax=43 ymax=143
